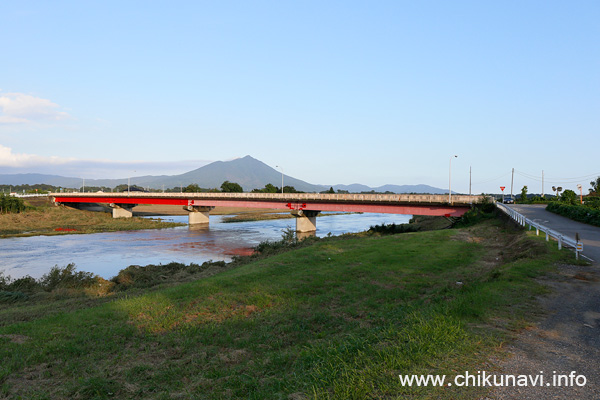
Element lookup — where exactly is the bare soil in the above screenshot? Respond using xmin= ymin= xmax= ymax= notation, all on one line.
xmin=486 ymin=262 xmax=600 ymax=399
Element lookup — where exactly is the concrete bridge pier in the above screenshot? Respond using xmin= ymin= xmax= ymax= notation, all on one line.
xmin=293 ymin=210 xmax=319 ymax=233
xmin=109 ymin=203 xmax=135 ymax=219
xmin=184 ymin=205 xmax=215 ymax=225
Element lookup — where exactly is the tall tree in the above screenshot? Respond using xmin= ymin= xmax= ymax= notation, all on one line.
xmin=590 ymin=177 xmax=600 ymax=195
xmin=220 ymin=181 xmax=243 ymax=193
xmin=519 ymin=185 xmax=528 ymax=203
xmin=561 ymin=189 xmax=577 ymax=205
xmin=183 ymin=184 xmax=202 ymax=193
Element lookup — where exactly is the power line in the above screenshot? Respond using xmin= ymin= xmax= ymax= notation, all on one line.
xmin=472 ymin=171 xmax=511 ymax=185
xmin=515 ymin=169 xmax=600 ymax=182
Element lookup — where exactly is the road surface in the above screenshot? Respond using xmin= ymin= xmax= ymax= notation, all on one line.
xmin=508 ymin=204 xmax=600 ymax=262
xmin=489 ymin=204 xmax=600 ymax=399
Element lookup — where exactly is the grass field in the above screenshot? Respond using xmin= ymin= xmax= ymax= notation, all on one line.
xmin=0 ymin=213 xmax=581 ymax=399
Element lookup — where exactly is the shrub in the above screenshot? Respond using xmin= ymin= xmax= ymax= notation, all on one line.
xmin=39 ymin=264 xmax=97 ymax=291
xmin=454 ymin=200 xmax=497 ymax=228
xmin=584 ymin=196 xmax=600 ymax=209
xmin=546 ymin=202 xmax=600 ymax=227
xmin=368 ymin=223 xmax=419 ymax=235
xmin=110 ymin=261 xmax=225 ymax=290
xmin=8 ymin=276 xmax=40 ymax=294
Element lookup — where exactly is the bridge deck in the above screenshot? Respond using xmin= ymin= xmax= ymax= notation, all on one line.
xmin=51 ymin=193 xmax=483 ymax=217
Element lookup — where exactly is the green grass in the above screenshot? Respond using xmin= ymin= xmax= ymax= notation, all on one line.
xmin=0 ymin=217 xmax=579 ymax=399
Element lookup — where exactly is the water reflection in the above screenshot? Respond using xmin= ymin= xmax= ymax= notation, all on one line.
xmin=0 ymin=213 xmax=411 ymax=279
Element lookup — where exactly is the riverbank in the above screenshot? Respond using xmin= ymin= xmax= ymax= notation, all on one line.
xmin=0 ymin=198 xmax=184 ymax=238
xmin=0 ymin=212 xmax=584 ymax=399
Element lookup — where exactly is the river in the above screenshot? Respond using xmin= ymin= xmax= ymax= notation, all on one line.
xmin=0 ymin=213 xmax=412 ymax=280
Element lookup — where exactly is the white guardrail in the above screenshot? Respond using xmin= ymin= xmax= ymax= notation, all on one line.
xmin=496 ymin=203 xmax=585 ymax=260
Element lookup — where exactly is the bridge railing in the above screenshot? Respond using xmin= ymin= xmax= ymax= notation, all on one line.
xmin=496 ymin=203 xmax=583 ymax=259
xmin=50 ymin=192 xmax=487 ymax=205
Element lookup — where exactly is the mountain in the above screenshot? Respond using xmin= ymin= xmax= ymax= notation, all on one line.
xmin=136 ymin=156 xmax=324 ymax=192
xmin=0 ymin=156 xmax=449 ymax=194
xmin=332 ymin=183 xmax=449 ymax=194
xmin=0 ymin=156 xmax=323 ymax=192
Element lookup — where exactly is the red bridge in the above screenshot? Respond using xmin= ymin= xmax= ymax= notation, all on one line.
xmin=51 ymin=192 xmax=484 ymax=232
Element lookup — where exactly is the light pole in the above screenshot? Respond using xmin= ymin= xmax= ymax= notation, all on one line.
xmin=449 ymin=155 xmax=457 ymax=203
xmin=577 ymin=184 xmax=583 ymax=204
xmin=276 ymin=165 xmax=284 ymax=194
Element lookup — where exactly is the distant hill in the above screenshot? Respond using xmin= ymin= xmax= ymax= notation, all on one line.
xmin=0 ymin=173 xmax=83 ymax=187
xmin=0 ymin=156 xmax=449 ymax=194
xmin=332 ymin=183 xmax=449 ymax=194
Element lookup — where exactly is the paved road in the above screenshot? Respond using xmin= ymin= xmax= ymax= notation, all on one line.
xmin=488 ymin=204 xmax=600 ymax=399
xmin=507 ymin=204 xmax=600 ymax=262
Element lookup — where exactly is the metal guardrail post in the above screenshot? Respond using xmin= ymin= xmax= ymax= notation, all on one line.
xmin=496 ymin=203 xmax=581 ymax=259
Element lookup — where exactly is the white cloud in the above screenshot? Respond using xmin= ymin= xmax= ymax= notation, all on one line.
xmin=0 ymin=92 xmax=70 ymax=125
xmin=0 ymin=144 xmax=72 ymax=167
xmin=0 ymin=144 xmax=211 ymax=178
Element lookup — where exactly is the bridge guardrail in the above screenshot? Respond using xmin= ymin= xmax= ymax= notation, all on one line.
xmin=496 ymin=203 xmax=584 ymax=260
xmin=50 ymin=192 xmax=487 ymax=205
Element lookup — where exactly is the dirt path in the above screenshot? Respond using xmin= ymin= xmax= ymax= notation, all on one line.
xmin=487 ymin=205 xmax=600 ymax=399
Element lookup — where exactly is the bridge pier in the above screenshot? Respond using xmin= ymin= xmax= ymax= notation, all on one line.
xmin=292 ymin=210 xmax=319 ymax=233
xmin=109 ymin=203 xmax=135 ymax=219
xmin=184 ymin=205 xmax=214 ymax=225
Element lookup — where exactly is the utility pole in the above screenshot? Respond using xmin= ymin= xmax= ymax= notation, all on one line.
xmin=542 ymin=170 xmax=544 ymax=197
xmin=449 ymin=155 xmax=457 ymax=204
xmin=469 ymin=166 xmax=472 ymax=199
xmin=510 ymin=168 xmax=514 ymax=199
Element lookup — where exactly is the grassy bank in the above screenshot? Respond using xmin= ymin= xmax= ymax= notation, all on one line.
xmin=0 ymin=199 xmax=184 ymax=238
xmin=0 ymin=214 xmax=581 ymax=399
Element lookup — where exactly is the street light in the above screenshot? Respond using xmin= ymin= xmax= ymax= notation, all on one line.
xmin=449 ymin=155 xmax=457 ymax=203
xmin=275 ymin=165 xmax=284 ymax=194
xmin=128 ymin=170 xmax=136 ymax=195
xmin=577 ymin=184 xmax=583 ymax=204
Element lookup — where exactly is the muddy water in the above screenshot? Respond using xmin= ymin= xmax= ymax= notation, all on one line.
xmin=0 ymin=213 xmax=411 ymax=279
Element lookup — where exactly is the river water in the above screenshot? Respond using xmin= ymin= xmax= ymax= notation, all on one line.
xmin=0 ymin=213 xmax=411 ymax=280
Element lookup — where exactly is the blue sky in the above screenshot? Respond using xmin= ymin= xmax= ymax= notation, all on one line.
xmin=0 ymin=1 xmax=598 ymax=194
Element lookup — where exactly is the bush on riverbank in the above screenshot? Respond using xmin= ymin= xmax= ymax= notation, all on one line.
xmin=0 ymin=260 xmax=240 ymax=304
xmin=546 ymin=202 xmax=600 ymax=227
xmin=368 ymin=215 xmax=454 ymax=234
xmin=111 ymin=260 xmax=228 ymax=291
xmin=0 ymin=264 xmax=107 ymax=303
